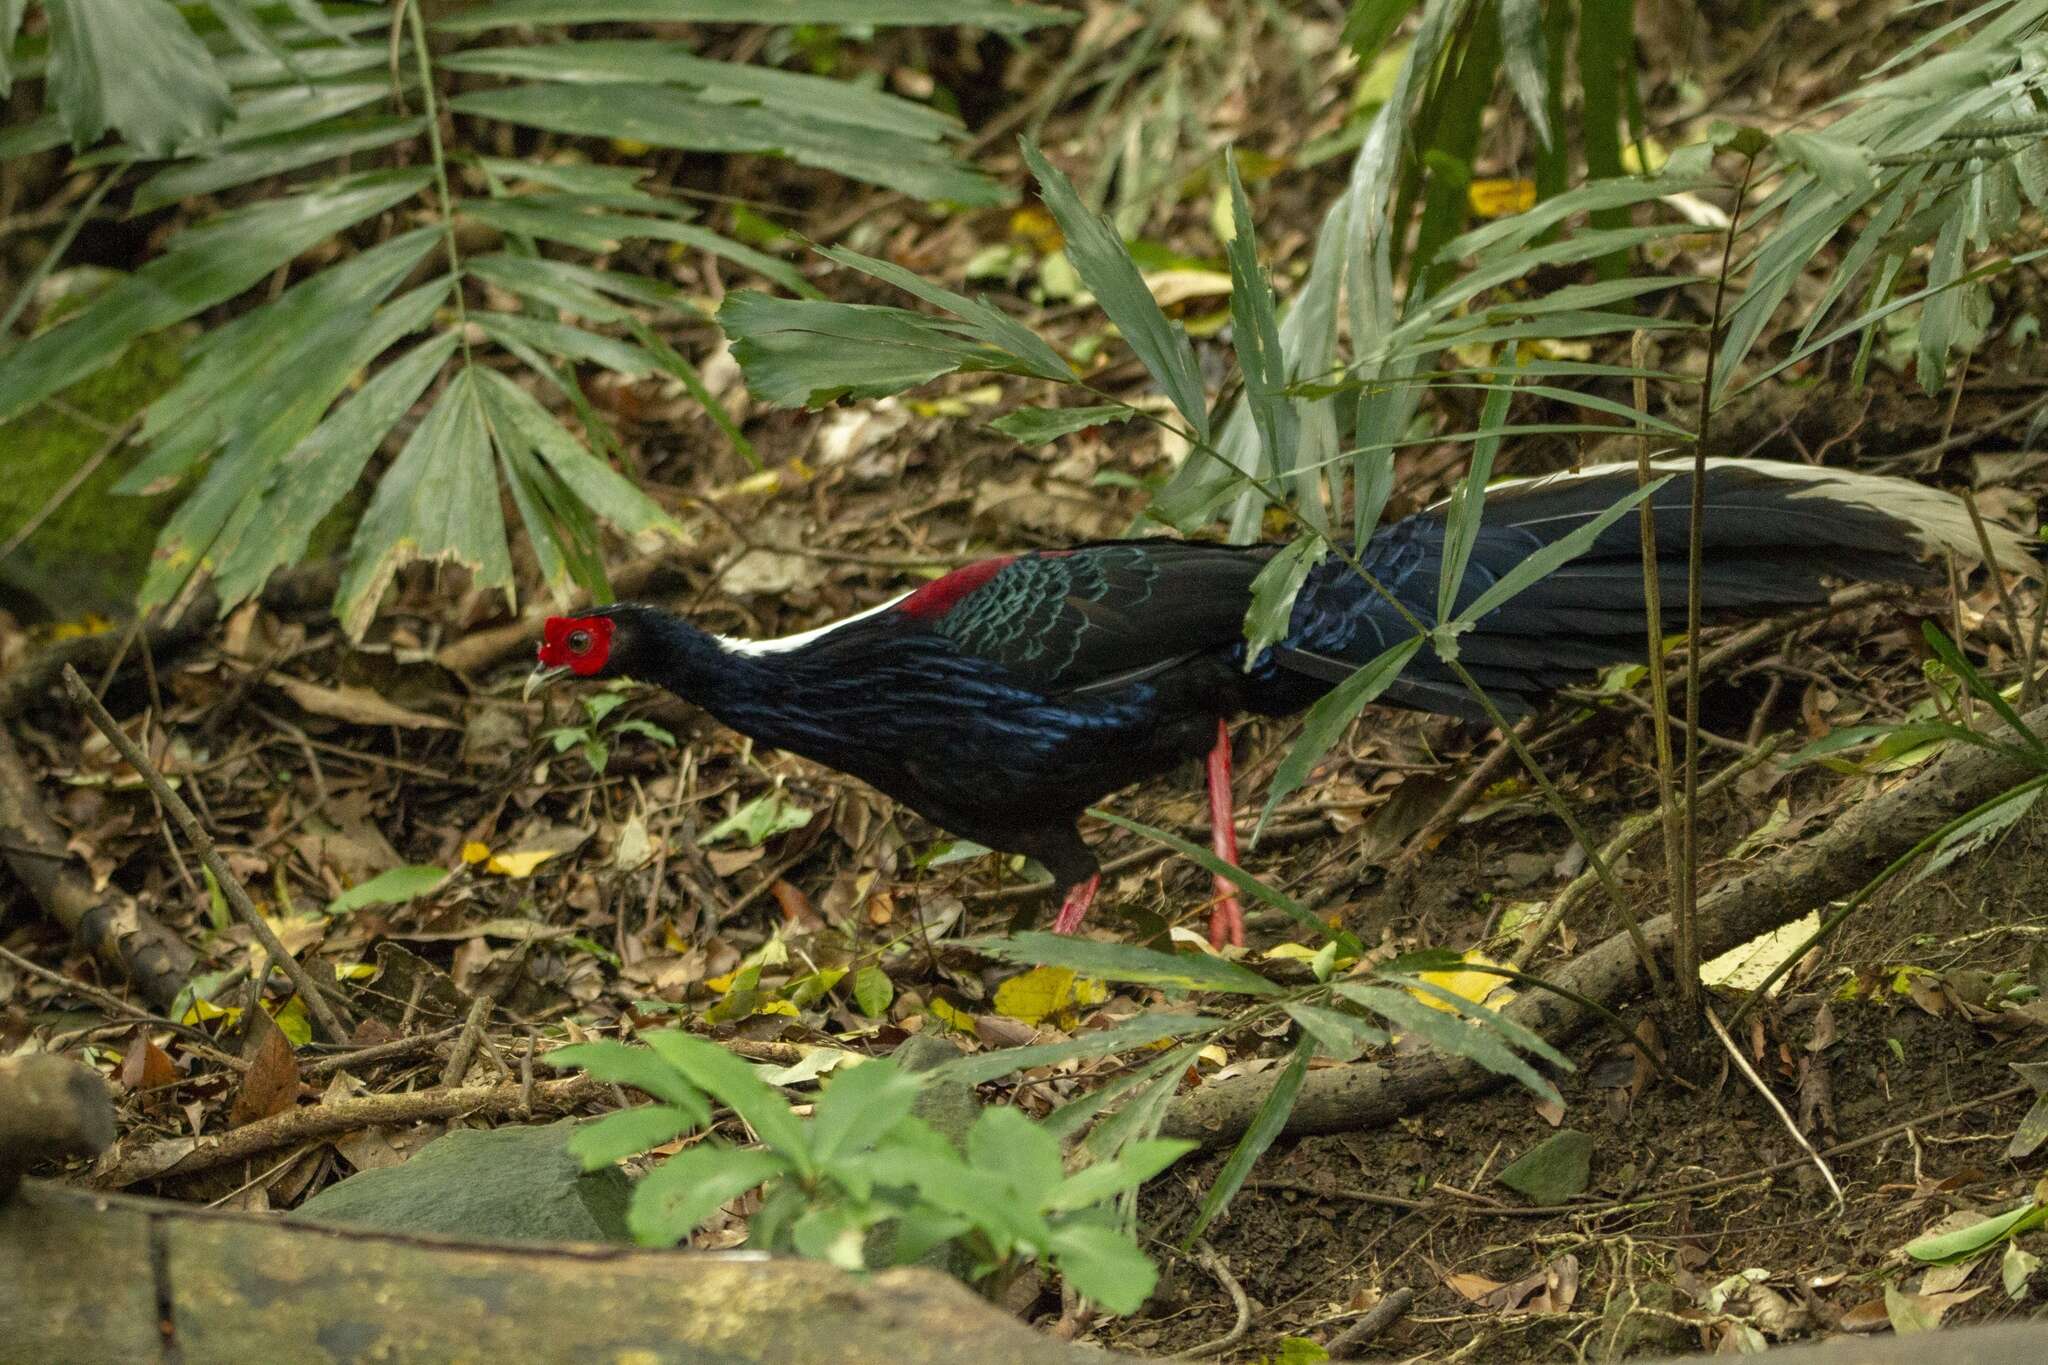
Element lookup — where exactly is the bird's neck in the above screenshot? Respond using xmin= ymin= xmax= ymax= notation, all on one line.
xmin=628 ymin=609 xmax=874 ymax=757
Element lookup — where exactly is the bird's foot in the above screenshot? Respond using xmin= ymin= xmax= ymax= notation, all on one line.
xmin=1051 ymin=873 xmax=1102 ymax=934
xmin=1205 ymin=717 xmax=1246 ymax=949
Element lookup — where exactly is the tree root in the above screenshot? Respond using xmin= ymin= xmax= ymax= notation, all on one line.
xmin=1163 ymin=702 xmax=2048 ymax=1146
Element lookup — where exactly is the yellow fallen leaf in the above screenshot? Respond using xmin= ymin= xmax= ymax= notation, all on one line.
xmin=928 ymin=999 xmax=977 ymax=1033
xmin=334 ymin=962 xmax=378 ymax=982
xmin=1010 ymin=206 xmax=1063 ymax=253
xmin=485 ymin=848 xmax=561 ymax=878
xmin=1142 ymin=268 xmax=1234 ymax=307
xmin=461 ymin=842 xmax=491 ymax=864
xmin=1468 ymin=178 xmax=1537 ymax=217
xmin=993 ymin=965 xmax=1108 ymax=1027
xmin=1411 ymin=952 xmax=1516 ymax=1013
xmin=182 ymin=995 xmax=241 ymax=1027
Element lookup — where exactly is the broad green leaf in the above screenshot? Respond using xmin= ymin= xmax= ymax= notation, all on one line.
xmin=696 ymin=792 xmax=813 ymax=847
xmin=210 ymin=333 xmax=459 ymax=610
xmin=324 ymin=865 xmax=448 ymax=917
xmin=334 ymin=365 xmax=513 ymax=638
xmin=1259 ymin=638 xmax=1422 ymax=829
xmin=990 ymin=405 xmax=1134 ymax=444
xmin=969 ymin=1105 xmax=1066 ymax=1207
xmin=851 ymin=966 xmax=894 ymax=1018
xmin=566 ymin=1105 xmax=702 ymax=1169
xmin=789 ymin=1202 xmax=866 ymax=1271
xmin=1913 ymin=785 xmax=2042 ymax=885
xmin=45 ymin=0 xmax=231 ymax=154
xmin=445 ymin=42 xmax=959 ymax=140
xmin=1046 ymin=1214 xmax=1160 ymax=1315
xmin=808 ymin=1059 xmax=923 ymax=1166
xmin=1186 ymin=1037 xmax=1310 ymax=1243
xmin=628 ymin=1145 xmax=786 ymax=1247
xmin=928 ymin=1013 xmax=1218 ymax=1087
xmin=437 ymin=1 xmax=1070 ymax=34
xmin=0 ymin=169 xmax=432 ymax=425
xmin=452 ymin=83 xmax=1004 ymax=205
xmin=639 ymin=1029 xmax=810 ymax=1167
xmin=546 ymin=1040 xmax=710 ymax=1116
xmin=974 ymin=933 xmax=1280 ymax=996
xmin=1337 ymin=983 xmax=1562 ymax=1104
xmin=1284 ymin=1002 xmax=1388 ymax=1061
xmin=132 ymin=116 xmax=425 ymax=214
xmin=1021 ymin=139 xmax=1209 ymax=443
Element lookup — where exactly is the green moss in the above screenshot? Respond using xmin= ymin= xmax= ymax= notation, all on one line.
xmin=0 ymin=328 xmax=186 ymax=620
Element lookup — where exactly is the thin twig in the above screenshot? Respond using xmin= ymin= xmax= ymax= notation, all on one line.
xmin=440 ymin=993 xmax=496 ymax=1088
xmin=1705 ymin=1005 xmax=1842 ymax=1207
xmin=1324 ymin=1286 xmax=1415 ymax=1359
xmin=1633 ymin=331 xmax=1686 ymax=987
xmin=1682 ymin=149 xmax=1761 ymax=1007
xmin=1176 ymin=1239 xmax=1251 ymax=1360
xmin=1965 ymin=489 xmax=2031 ymax=707
xmin=59 ymin=665 xmax=352 ymax=1043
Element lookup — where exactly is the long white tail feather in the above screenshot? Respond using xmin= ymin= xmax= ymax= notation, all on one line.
xmin=1457 ymin=457 xmax=2040 ymax=577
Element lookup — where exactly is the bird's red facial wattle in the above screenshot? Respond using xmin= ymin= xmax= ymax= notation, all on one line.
xmin=537 ymin=615 xmax=614 ymax=676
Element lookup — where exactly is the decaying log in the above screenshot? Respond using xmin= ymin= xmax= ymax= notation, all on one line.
xmin=0 ymin=1055 xmax=1131 ymax=1365
xmin=0 ymin=721 xmax=193 ymax=1009
xmin=1164 ymin=702 xmax=2048 ymax=1146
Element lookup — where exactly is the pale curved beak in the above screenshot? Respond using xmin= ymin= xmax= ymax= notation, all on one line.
xmin=523 ymin=665 xmax=569 ymax=702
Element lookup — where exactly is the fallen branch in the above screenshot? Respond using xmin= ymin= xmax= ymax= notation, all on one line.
xmin=0 ymin=722 xmax=194 ymax=1010
xmin=1163 ymin=701 xmax=2048 ymax=1145
xmin=94 ymin=1074 xmax=603 ymax=1189
xmin=61 ymin=665 xmax=351 ymax=1042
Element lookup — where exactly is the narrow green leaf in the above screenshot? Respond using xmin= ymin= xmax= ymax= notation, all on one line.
xmin=1336 ymin=984 xmax=1562 ymax=1104
xmin=1437 ymin=355 xmax=1519 ymax=626
xmin=472 ymin=368 xmax=680 ymax=541
xmin=436 ymin=1 xmax=1070 ymax=35
xmin=324 ymin=865 xmax=448 ymax=917
xmin=1376 ymin=974 xmax=1573 ymax=1071
xmin=1448 ymin=478 xmax=1665 ymax=631
xmin=816 ymin=242 xmax=1071 ymax=382
xmin=474 ymin=313 xmax=659 ymax=379
xmin=1259 ymin=638 xmax=1422 ymax=829
xmin=1497 ymin=0 xmax=1552 ymax=147
xmin=1923 ymin=623 xmax=2048 ymax=759
xmin=0 ymin=169 xmax=433 ymax=425
xmin=1085 ymin=809 xmax=1357 ymax=952
xmin=719 ymin=291 xmax=1018 ymax=407
xmin=132 ymin=116 xmax=426 ymax=214
xmin=1224 ymin=153 xmax=1297 ymax=480
xmin=1905 ymin=1200 xmax=2047 ymax=1264
xmin=333 ymin=365 xmax=514 ymax=639
xmin=928 ymin=1014 xmax=1218 ymax=1088
xmin=1242 ymin=536 xmax=1325 ymax=669
xmin=1284 ymin=1002 xmax=1388 ymax=1061
xmin=989 ymin=405 xmax=1134 ymax=444
xmin=1186 ymin=1038 xmax=1311 ymax=1243
xmin=1021 ymin=139 xmax=1208 ymax=443
xmin=973 ymin=934 xmax=1279 ymax=997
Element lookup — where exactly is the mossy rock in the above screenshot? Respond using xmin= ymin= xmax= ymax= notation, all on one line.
xmin=0 ymin=325 xmax=185 ymax=620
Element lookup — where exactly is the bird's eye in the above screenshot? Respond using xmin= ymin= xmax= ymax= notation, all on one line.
xmin=568 ymin=629 xmax=592 ymax=653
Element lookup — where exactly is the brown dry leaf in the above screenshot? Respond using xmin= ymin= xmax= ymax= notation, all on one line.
xmin=265 ymin=672 xmax=457 ymax=730
xmin=1525 ymin=1254 xmax=1580 ymax=1313
xmin=230 ymin=1007 xmax=302 ymax=1127
xmin=1886 ymin=1283 xmax=1986 ymax=1333
xmin=706 ymin=845 xmax=766 ymax=877
xmin=770 ymin=880 xmax=825 ymax=935
xmin=1806 ymin=1000 xmax=1838 ymax=1052
xmin=119 ymin=1030 xmax=177 ymax=1095
xmin=1444 ymin=1272 xmax=1507 ymax=1304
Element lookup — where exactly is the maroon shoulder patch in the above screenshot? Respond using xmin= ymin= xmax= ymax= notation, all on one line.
xmin=896 ymin=555 xmax=1017 ymax=621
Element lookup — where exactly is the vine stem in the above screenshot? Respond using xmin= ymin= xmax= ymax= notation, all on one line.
xmin=1681 ymin=148 xmax=1760 ymax=1010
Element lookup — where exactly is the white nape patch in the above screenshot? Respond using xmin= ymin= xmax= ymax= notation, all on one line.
xmin=714 ymin=591 xmax=912 ymax=657
xmin=1446 ymin=456 xmax=2040 ymax=577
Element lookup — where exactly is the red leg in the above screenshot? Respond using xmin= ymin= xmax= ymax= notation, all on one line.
xmin=1051 ymin=873 xmax=1102 ymax=935
xmin=1205 ymin=717 xmax=1245 ymax=948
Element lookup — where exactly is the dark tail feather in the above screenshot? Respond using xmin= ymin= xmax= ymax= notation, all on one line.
xmin=1279 ymin=458 xmax=2036 ymax=722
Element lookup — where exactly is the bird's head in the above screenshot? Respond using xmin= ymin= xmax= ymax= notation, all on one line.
xmin=524 ymin=605 xmax=665 ymax=699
